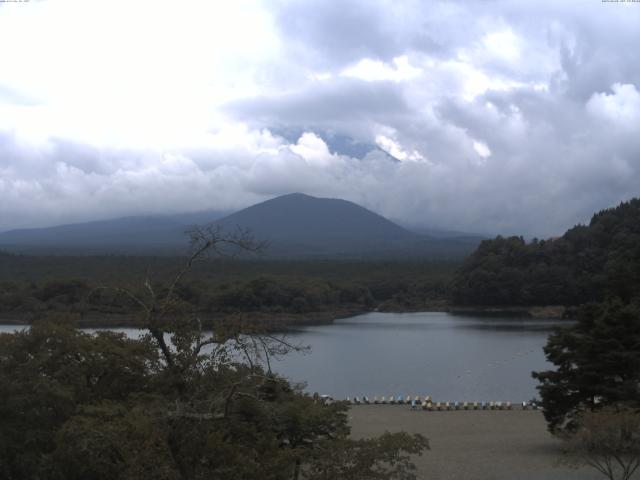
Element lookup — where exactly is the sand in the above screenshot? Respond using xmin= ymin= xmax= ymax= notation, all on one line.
xmin=348 ymin=406 xmax=605 ymax=480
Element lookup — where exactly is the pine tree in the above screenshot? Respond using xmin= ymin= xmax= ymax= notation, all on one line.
xmin=533 ymin=300 xmax=640 ymax=433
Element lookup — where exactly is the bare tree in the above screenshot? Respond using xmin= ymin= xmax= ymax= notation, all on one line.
xmin=562 ymin=408 xmax=640 ymax=480
xmin=94 ymin=225 xmax=303 ymax=381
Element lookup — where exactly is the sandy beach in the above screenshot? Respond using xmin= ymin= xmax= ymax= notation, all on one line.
xmin=349 ymin=406 xmax=604 ymax=480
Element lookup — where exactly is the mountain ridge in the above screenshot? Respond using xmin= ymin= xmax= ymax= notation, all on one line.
xmin=0 ymin=193 xmax=483 ymax=258
xmin=216 ymin=193 xmax=416 ymax=241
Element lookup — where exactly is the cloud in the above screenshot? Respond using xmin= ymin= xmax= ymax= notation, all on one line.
xmin=1 ymin=0 xmax=640 ymax=238
xmin=375 ymin=134 xmax=425 ymax=162
xmin=472 ymin=140 xmax=491 ymax=161
xmin=587 ymin=83 xmax=640 ymax=126
xmin=225 ymin=78 xmax=410 ymax=137
xmin=341 ymin=56 xmax=422 ymax=82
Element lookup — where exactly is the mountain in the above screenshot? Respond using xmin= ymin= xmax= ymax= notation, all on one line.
xmin=0 ymin=210 xmax=228 ymax=254
xmin=213 ymin=193 xmax=479 ymax=258
xmin=269 ymin=129 xmax=378 ymax=160
xmin=0 ymin=194 xmax=482 ymax=258
xmin=217 ymin=193 xmax=412 ymax=242
xmin=269 ymin=128 xmax=401 ymax=162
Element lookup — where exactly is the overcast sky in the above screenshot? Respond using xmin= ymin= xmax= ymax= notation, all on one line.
xmin=1 ymin=0 xmax=639 ymax=236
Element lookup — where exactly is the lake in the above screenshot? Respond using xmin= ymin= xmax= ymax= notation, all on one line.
xmin=0 ymin=311 xmax=562 ymax=402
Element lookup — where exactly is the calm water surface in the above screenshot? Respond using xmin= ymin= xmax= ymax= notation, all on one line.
xmin=273 ymin=312 xmax=560 ymax=402
xmin=0 ymin=312 xmax=563 ymax=402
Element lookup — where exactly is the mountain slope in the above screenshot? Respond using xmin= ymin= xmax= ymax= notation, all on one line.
xmin=0 ymin=194 xmax=482 ymax=258
xmin=213 ymin=193 xmax=480 ymax=258
xmin=0 ymin=210 xmax=227 ymax=253
xmin=216 ymin=193 xmax=414 ymax=243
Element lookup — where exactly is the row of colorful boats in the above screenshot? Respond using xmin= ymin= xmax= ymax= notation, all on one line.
xmin=341 ymin=395 xmax=540 ymax=410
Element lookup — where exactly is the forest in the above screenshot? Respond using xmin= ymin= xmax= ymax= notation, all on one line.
xmin=0 ymin=254 xmax=455 ymax=327
xmin=451 ymin=198 xmax=640 ymax=307
xmin=3 ymin=198 xmax=640 ymax=328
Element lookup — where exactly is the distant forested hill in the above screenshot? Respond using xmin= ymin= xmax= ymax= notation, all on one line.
xmin=0 ymin=211 xmax=228 ymax=254
xmin=214 ymin=193 xmax=482 ymax=259
xmin=0 ymin=193 xmax=482 ymax=259
xmin=451 ymin=198 xmax=640 ymax=306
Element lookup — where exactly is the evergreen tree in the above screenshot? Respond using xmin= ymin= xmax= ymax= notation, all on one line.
xmin=532 ymin=300 xmax=640 ymax=433
xmin=452 ymin=198 xmax=640 ymax=307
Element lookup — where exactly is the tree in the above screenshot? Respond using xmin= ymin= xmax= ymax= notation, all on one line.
xmin=532 ymin=300 xmax=640 ymax=433
xmin=0 ymin=322 xmax=159 ymax=479
xmin=0 ymin=225 xmax=429 ymax=479
xmin=451 ymin=198 xmax=640 ymax=308
xmin=562 ymin=409 xmax=640 ymax=480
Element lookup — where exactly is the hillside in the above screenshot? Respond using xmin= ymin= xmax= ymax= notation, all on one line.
xmin=217 ymin=193 xmax=412 ymax=241
xmin=0 ymin=211 xmax=228 ymax=254
xmin=451 ymin=198 xmax=640 ymax=306
xmin=0 ymin=193 xmax=482 ymax=259
xmin=215 ymin=193 xmax=481 ymax=258
xmin=215 ymin=193 xmax=415 ymax=256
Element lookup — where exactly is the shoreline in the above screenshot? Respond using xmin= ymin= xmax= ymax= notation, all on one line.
xmin=0 ymin=308 xmax=370 ymax=330
xmin=447 ymin=304 xmax=570 ymax=319
xmin=0 ymin=304 xmax=572 ymax=329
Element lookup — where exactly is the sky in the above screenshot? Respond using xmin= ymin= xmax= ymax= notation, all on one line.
xmin=1 ymin=0 xmax=640 ymax=237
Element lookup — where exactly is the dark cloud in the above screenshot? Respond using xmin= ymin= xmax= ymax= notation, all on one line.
xmin=226 ymin=78 xmax=410 ymax=139
xmin=1 ymin=0 xmax=640 ymax=238
xmin=273 ymin=0 xmax=405 ymax=67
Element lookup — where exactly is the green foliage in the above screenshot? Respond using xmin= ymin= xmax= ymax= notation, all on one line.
xmin=0 ymin=235 xmax=429 ymax=479
xmin=52 ymin=401 xmax=180 ymax=480
xmin=452 ymin=198 xmax=640 ymax=306
xmin=532 ymin=300 xmax=640 ymax=433
xmin=0 ymin=321 xmax=428 ymax=479
xmin=34 ymin=279 xmax=90 ymax=303
xmin=0 ymin=256 xmax=456 ymax=324
xmin=0 ymin=322 xmax=159 ymax=479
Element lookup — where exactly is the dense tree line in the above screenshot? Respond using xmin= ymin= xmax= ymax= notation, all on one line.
xmin=452 ymin=198 xmax=640 ymax=306
xmin=0 ymin=257 xmax=455 ymax=324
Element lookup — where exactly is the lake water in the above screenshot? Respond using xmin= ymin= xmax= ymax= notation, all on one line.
xmin=0 ymin=312 xmax=562 ymax=402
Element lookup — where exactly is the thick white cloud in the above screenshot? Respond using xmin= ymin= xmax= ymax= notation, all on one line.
xmin=587 ymin=83 xmax=640 ymax=126
xmin=341 ymin=56 xmax=422 ymax=82
xmin=1 ymin=0 xmax=640 ymax=237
